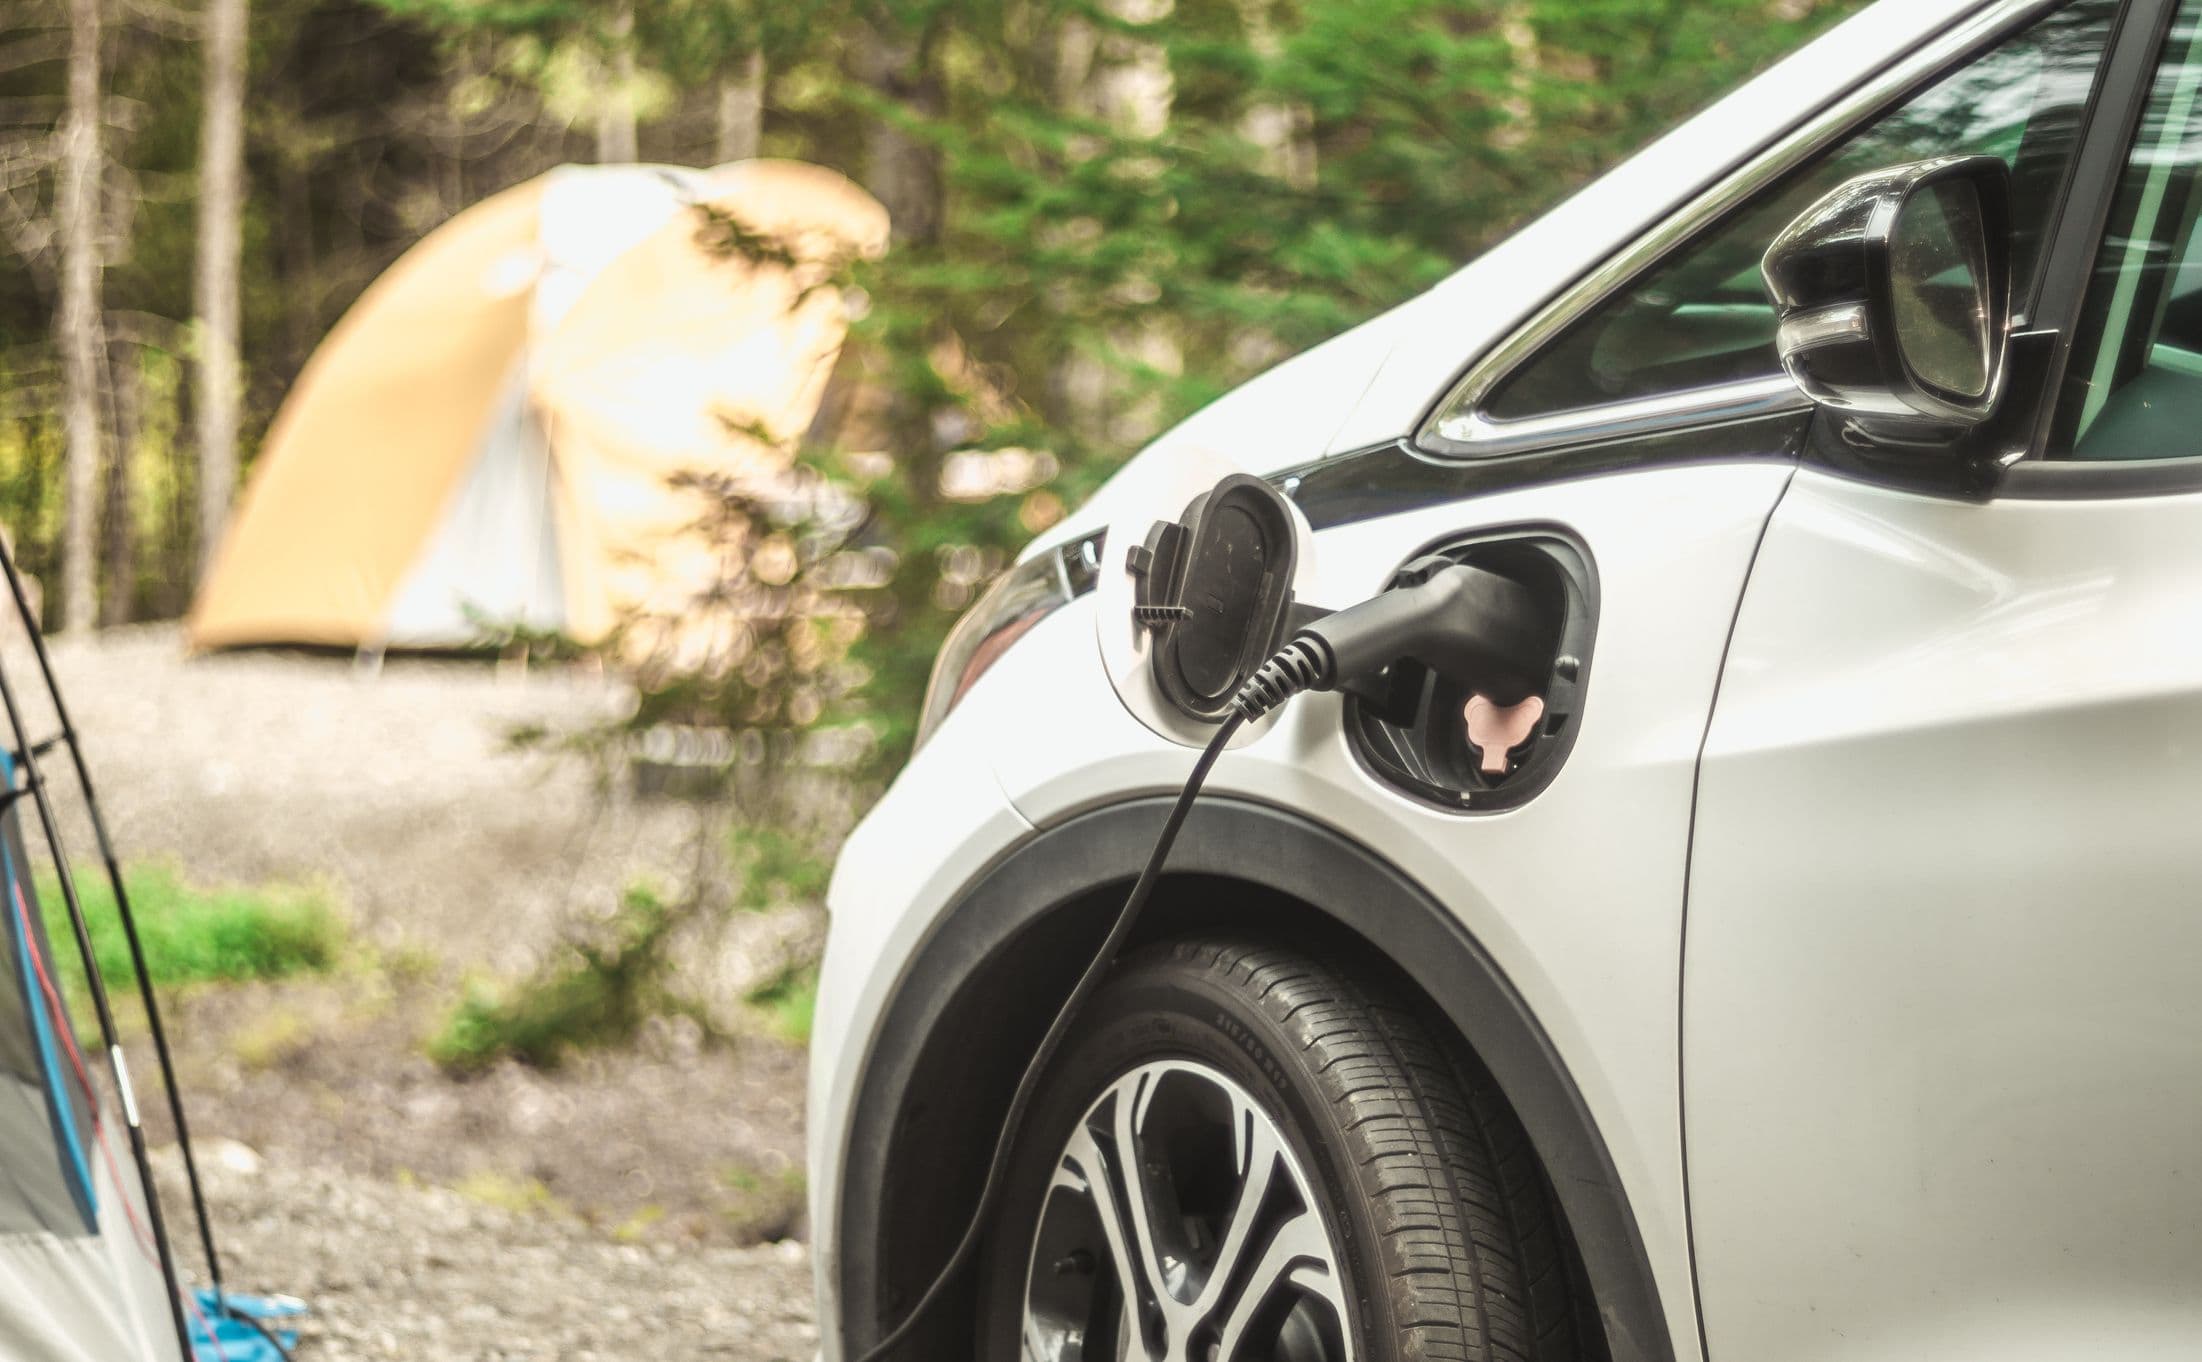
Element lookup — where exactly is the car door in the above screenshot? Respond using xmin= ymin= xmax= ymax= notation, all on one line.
xmin=1685 ymin=2 xmax=2202 ymax=1360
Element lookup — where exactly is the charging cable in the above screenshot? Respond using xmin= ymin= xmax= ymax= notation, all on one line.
xmin=850 ymin=707 xmax=1245 ymax=1362
xmin=850 ymin=561 xmax=1547 ymax=1361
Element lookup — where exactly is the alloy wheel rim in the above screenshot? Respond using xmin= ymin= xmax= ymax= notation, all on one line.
xmin=1019 ymin=1058 xmax=1356 ymax=1362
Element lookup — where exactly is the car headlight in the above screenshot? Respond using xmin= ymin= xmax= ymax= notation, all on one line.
xmin=915 ymin=532 xmax=1103 ymax=750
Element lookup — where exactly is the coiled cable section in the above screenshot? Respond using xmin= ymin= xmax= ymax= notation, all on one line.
xmin=1231 ymin=636 xmax=1330 ymax=721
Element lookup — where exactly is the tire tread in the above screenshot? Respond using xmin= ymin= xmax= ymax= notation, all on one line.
xmin=1160 ymin=936 xmax=1597 ymax=1362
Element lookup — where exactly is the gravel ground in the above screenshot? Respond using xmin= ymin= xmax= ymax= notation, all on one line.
xmin=158 ymin=1147 xmax=819 ymax=1361
xmin=2 ymin=626 xmax=829 ymax=1358
xmin=27 ymin=625 xmax=696 ymax=975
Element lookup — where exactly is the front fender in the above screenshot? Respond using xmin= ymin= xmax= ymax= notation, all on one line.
xmin=816 ymin=793 xmax=1675 ymax=1362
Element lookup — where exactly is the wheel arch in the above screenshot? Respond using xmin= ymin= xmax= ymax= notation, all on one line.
xmin=837 ymin=795 xmax=1675 ymax=1362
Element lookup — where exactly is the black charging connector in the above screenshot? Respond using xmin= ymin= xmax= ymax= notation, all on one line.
xmin=1303 ymin=556 xmax=1553 ymax=707
xmin=1128 ymin=477 xmax=1555 ymax=729
xmin=1231 ymin=558 xmax=1557 ymax=724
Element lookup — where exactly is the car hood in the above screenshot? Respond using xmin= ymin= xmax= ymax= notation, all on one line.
xmin=1028 ymin=292 xmax=1419 ymax=553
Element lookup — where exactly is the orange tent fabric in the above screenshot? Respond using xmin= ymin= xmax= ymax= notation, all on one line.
xmin=187 ymin=160 xmax=887 ymax=651
xmin=189 ymin=178 xmax=542 ymax=649
xmin=533 ymin=161 xmax=889 ymax=642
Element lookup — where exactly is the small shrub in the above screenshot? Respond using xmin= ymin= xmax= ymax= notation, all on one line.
xmin=228 ymin=1006 xmax=313 ymax=1071
xmin=718 ymin=1162 xmax=807 ymax=1242
xmin=745 ymin=960 xmax=818 ymax=1045
xmin=611 ymin=1204 xmax=666 ymax=1243
xmin=427 ymin=885 xmax=677 ymax=1073
xmin=729 ymin=826 xmax=832 ymax=913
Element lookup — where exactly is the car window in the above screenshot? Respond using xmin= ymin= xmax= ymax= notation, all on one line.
xmin=1483 ymin=2 xmax=2117 ymax=423
xmin=2051 ymin=0 xmax=2202 ymax=458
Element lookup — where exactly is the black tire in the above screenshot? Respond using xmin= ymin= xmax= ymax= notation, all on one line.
xmin=978 ymin=935 xmax=1601 ymax=1362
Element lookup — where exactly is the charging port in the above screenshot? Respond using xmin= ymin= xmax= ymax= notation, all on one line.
xmin=1344 ymin=530 xmax=1595 ymax=812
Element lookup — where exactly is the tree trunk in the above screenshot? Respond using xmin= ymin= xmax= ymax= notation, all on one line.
xmin=103 ymin=336 xmax=136 ymax=627
xmin=195 ymin=0 xmax=247 ymax=580
xmin=165 ymin=364 xmax=196 ymax=619
xmin=1496 ymin=4 xmax=1538 ymax=151
xmin=851 ymin=13 xmax=949 ymax=677
xmin=1231 ymin=0 xmax=1312 ymax=185
xmin=714 ymin=50 xmax=765 ymax=163
xmin=594 ymin=0 xmax=638 ymax=163
xmin=57 ymin=0 xmax=103 ymax=634
xmin=275 ymin=107 xmax=317 ymax=379
xmin=1053 ymin=0 xmax=1180 ymax=447
xmin=854 ymin=24 xmax=943 ymax=246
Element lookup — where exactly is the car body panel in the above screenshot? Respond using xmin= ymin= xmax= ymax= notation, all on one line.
xmin=810 ymin=459 xmax=1788 ymax=1362
xmin=807 ymin=685 xmax=1035 ymax=1323
xmin=808 ymin=1 xmax=2092 ymax=1358
xmin=1027 ymin=308 xmax=1408 ymax=553
xmin=1686 ymin=467 xmax=2202 ymax=1362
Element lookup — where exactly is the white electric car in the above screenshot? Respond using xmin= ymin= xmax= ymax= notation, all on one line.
xmin=812 ymin=0 xmax=2202 ymax=1358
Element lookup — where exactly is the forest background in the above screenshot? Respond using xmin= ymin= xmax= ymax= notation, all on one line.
xmin=0 ymin=0 xmax=1865 ymax=763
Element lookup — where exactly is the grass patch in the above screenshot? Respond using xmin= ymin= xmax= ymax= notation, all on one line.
xmin=227 ymin=1006 xmax=314 ymax=1071
xmin=745 ymin=960 xmax=818 ymax=1045
xmin=450 ymin=1171 xmax=567 ymax=1217
xmin=35 ymin=865 xmax=344 ymax=989
xmin=611 ymin=1204 xmax=666 ymax=1243
xmin=719 ymin=1162 xmax=807 ymax=1242
xmin=427 ymin=885 xmax=679 ymax=1073
xmin=718 ymin=1164 xmax=806 ymax=1197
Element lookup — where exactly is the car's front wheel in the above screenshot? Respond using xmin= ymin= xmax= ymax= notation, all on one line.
xmin=979 ymin=936 xmax=1598 ymax=1362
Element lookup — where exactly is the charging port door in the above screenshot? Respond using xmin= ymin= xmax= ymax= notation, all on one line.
xmin=1094 ymin=451 xmax=1321 ymax=748
xmin=1126 ymin=474 xmax=1303 ymax=724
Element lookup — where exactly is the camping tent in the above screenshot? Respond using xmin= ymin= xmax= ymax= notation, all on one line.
xmin=0 ymin=546 xmax=300 ymax=1361
xmin=0 ymin=759 xmax=178 ymax=1361
xmin=186 ymin=158 xmax=890 ymax=651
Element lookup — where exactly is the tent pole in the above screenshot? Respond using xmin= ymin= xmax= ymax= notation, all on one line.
xmin=0 ymin=547 xmax=227 ymax=1315
xmin=0 ymin=550 xmax=195 ymax=1362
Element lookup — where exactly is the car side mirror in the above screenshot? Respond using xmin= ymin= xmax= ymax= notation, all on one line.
xmin=1761 ymin=155 xmax=2013 ymax=435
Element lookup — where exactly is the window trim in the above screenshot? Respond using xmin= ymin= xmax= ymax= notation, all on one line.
xmin=2004 ymin=0 xmax=2202 ymax=492
xmin=2000 ymin=448 xmax=2202 ymax=493
xmin=1416 ymin=0 xmax=2073 ymax=462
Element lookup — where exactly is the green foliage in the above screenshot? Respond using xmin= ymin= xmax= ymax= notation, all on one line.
xmin=449 ymin=1170 xmax=571 ymax=1216
xmin=427 ymin=862 xmax=826 ymax=1069
xmin=729 ymin=826 xmax=831 ymax=913
xmin=744 ymin=959 xmax=817 ymax=1045
xmin=36 ymin=865 xmax=344 ymax=989
xmin=427 ymin=883 xmax=679 ymax=1072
